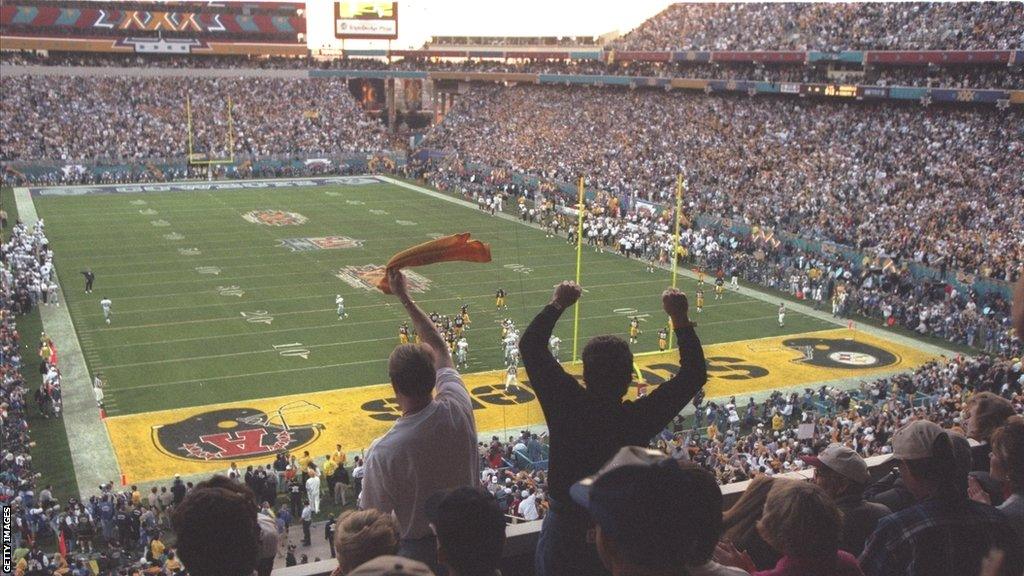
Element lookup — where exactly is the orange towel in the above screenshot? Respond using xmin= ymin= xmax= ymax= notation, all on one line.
xmin=377 ymin=233 xmax=492 ymax=294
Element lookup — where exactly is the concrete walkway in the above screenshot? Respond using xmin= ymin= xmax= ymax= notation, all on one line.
xmin=14 ymin=187 xmax=119 ymax=497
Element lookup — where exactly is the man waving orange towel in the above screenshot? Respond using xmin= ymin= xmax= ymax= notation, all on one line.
xmin=376 ymin=233 xmax=492 ymax=294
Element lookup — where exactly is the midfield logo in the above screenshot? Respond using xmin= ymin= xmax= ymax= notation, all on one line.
xmin=335 ymin=265 xmax=432 ymax=293
xmin=153 ymin=403 xmax=323 ymax=461
xmin=242 ymin=210 xmax=308 ymax=226
xmin=278 ymin=236 xmax=364 ymax=252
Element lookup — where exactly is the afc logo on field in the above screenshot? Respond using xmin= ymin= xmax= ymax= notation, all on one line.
xmin=361 ymin=383 xmax=537 ymax=421
xmin=153 ymin=403 xmax=324 ymax=461
xmin=783 ymin=338 xmax=898 ymax=369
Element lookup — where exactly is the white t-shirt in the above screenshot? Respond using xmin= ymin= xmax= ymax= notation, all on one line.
xmin=360 ymin=368 xmax=478 ymax=539
xmin=518 ymin=494 xmax=539 ymax=521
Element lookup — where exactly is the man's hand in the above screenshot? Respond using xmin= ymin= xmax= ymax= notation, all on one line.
xmin=550 ymin=281 xmax=582 ymax=310
xmin=388 ymin=268 xmax=411 ymax=303
xmin=662 ymin=288 xmax=691 ymax=327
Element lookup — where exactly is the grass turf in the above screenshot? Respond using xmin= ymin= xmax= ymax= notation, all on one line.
xmin=34 ymin=181 xmax=835 ymax=417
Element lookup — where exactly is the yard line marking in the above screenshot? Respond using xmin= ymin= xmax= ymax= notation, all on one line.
xmin=76 ymin=283 xmax=758 ymax=333
xmin=106 ymin=313 xmax=783 ymax=393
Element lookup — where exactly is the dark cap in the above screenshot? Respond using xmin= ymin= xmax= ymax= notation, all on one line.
xmin=571 ymin=446 xmax=722 ymax=567
xmin=425 ymin=487 xmax=505 ymax=574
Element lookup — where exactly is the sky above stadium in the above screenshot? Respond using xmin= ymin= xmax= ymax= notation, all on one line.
xmin=306 ymin=0 xmax=672 ymax=50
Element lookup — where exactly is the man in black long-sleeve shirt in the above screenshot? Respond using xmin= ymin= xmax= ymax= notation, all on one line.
xmin=520 ymin=281 xmax=707 ymax=576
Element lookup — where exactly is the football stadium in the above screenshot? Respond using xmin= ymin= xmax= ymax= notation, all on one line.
xmin=1 ymin=2 xmax=1023 ymax=576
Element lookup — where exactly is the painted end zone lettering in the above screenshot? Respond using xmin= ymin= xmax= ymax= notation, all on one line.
xmin=104 ymin=328 xmax=936 ymax=483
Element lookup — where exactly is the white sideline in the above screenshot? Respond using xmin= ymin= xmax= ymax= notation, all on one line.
xmin=13 ymin=188 xmax=120 ymax=497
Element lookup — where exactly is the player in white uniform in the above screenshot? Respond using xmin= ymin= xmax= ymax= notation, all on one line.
xmin=100 ymin=297 xmax=112 ymax=325
xmin=778 ymin=303 xmax=786 ymax=327
xmin=336 ymin=295 xmax=347 ymax=319
xmin=548 ymin=335 xmax=561 ymax=360
xmin=455 ymin=337 xmax=469 ymax=370
xmin=504 ymin=364 xmax=519 ymax=392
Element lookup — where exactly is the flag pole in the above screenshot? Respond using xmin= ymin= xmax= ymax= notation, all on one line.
xmin=668 ymin=174 xmax=684 ymax=350
xmin=572 ymin=176 xmax=586 ymax=364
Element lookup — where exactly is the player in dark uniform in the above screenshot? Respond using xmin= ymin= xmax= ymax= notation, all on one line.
xmin=453 ymin=314 xmax=464 ymax=337
xmin=658 ymin=327 xmax=668 ymax=351
xmin=496 ymin=288 xmax=507 ymax=310
xmin=715 ymin=277 xmax=725 ymax=300
xmin=399 ymin=322 xmax=409 ymax=344
xmin=460 ymin=304 xmax=471 ymax=329
xmin=81 ymin=269 xmax=95 ymax=293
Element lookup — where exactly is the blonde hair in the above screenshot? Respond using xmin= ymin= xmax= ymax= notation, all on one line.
xmin=722 ymin=475 xmax=774 ymax=545
xmin=333 ymin=509 xmax=399 ymax=573
xmin=757 ymin=479 xmax=841 ymax=558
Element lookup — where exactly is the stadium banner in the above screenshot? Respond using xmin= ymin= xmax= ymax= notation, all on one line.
xmin=615 ymin=51 xmax=672 ymax=62
xmin=865 ymin=50 xmax=1013 ymax=65
xmin=807 ymin=51 xmax=864 ymax=64
xmin=756 ymin=82 xmax=780 ymax=94
xmin=569 ymin=51 xmax=604 ymax=60
xmin=0 ymin=2 xmax=306 ymax=53
xmin=708 ymin=80 xmax=757 ymax=93
xmin=334 ymin=1 xmax=398 ymax=40
xmin=858 ymin=86 xmax=890 ymax=99
xmin=711 ymin=51 xmax=805 ymax=63
xmin=671 ymin=51 xmax=712 ymax=63
xmin=929 ymin=88 xmax=1009 ymax=104
xmin=104 ymin=328 xmax=936 ymax=482
xmin=779 ymin=83 xmax=801 ymax=94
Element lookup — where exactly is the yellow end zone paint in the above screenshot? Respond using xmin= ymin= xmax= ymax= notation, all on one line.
xmin=105 ymin=328 xmax=937 ymax=482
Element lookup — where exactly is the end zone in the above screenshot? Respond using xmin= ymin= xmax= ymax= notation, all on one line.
xmin=105 ymin=327 xmax=937 ymax=483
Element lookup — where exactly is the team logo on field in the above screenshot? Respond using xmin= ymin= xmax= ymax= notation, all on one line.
xmin=242 ymin=210 xmax=308 ymax=226
xmin=782 ymin=338 xmax=898 ymax=369
xmin=153 ymin=402 xmax=323 ymax=461
xmin=335 ymin=265 xmax=432 ymax=293
xmin=278 ymin=236 xmax=364 ymax=252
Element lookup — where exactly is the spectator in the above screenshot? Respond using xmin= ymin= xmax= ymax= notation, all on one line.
xmin=171 ymin=475 xmax=260 ymax=576
xmin=360 ymin=269 xmax=478 ymax=568
xmin=969 ymin=416 xmax=1024 ymax=552
xmin=570 ymin=446 xmax=728 ymax=576
xmin=803 ymin=444 xmax=891 ymax=556
xmin=719 ymin=479 xmax=864 ymax=575
xmin=349 ymin=555 xmax=436 ymax=576
xmin=332 ymin=509 xmax=400 ymax=576
xmin=520 ymin=281 xmax=706 ymax=576
xmin=964 ymin=392 xmax=1017 ymax=471
xmin=720 ymin=476 xmax=781 ymax=571
xmin=860 ymin=420 xmax=1023 ymax=576
xmin=426 ymin=487 xmax=505 ymax=576
xmin=256 ymin=500 xmax=278 ymax=576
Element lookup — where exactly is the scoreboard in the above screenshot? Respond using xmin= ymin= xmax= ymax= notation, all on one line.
xmin=335 ymin=2 xmax=398 ymax=40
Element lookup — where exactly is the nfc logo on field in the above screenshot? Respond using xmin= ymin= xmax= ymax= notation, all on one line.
xmin=278 ymin=236 xmax=364 ymax=252
xmin=335 ymin=265 xmax=432 ymax=293
xmin=242 ymin=210 xmax=308 ymax=226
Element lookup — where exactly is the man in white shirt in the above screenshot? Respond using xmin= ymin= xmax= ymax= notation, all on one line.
xmin=518 ymin=489 xmax=540 ymax=521
xmin=360 ymin=268 xmax=478 ymax=569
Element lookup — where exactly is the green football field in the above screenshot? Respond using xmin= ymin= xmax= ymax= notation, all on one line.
xmin=35 ymin=179 xmax=835 ymax=417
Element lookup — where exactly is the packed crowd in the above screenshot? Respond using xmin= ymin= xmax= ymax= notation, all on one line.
xmin=0 ymin=75 xmax=388 ymax=163
xmin=421 ymin=84 xmax=1024 ymax=281
xmin=1 ymin=218 xmax=71 ymax=574
xmin=616 ymin=2 xmax=1024 ymax=51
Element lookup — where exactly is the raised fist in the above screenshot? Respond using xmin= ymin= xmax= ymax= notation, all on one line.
xmin=551 ymin=281 xmax=582 ymax=310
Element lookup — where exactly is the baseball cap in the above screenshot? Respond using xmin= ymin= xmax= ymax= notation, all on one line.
xmin=570 ymin=446 xmax=722 ymax=568
xmin=892 ymin=420 xmax=947 ymax=460
xmin=802 ymin=443 xmax=870 ymax=484
xmin=348 ymin=556 xmax=434 ymax=576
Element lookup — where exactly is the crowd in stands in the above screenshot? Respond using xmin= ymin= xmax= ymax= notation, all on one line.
xmin=420 ymin=84 xmax=1023 ymax=281
xmin=615 ymin=2 xmax=1024 ymax=51
xmin=0 ymin=75 xmax=388 ymax=163
xmin=1 ymin=217 xmax=72 ymax=574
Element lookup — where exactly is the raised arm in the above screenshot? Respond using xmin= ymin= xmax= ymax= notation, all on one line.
xmin=388 ymin=268 xmax=452 ymax=369
xmin=630 ymin=289 xmax=707 ymax=439
xmin=519 ymin=281 xmax=583 ymax=404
